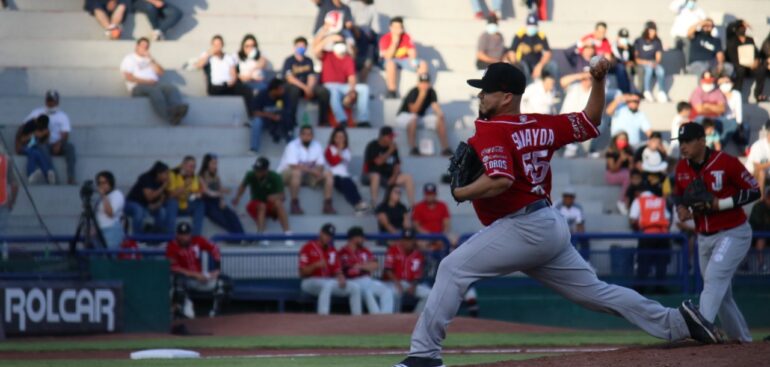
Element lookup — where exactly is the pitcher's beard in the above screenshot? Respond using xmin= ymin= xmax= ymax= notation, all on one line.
xmin=478 ymin=106 xmax=496 ymax=120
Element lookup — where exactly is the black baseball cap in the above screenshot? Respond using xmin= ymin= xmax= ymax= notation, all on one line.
xmin=618 ymin=28 xmax=629 ymax=37
xmin=402 ymin=228 xmax=416 ymax=239
xmin=321 ymin=223 xmax=336 ymax=236
xmin=467 ymin=62 xmax=527 ymax=95
xmin=253 ymin=157 xmax=269 ymax=170
xmin=675 ymin=122 xmax=705 ymax=142
xmin=176 ymin=222 xmax=192 ymax=235
xmin=379 ymin=126 xmax=394 ymax=137
xmin=347 ymin=226 xmax=365 ymax=239
xmin=45 ymin=90 xmax=60 ymax=103
xmin=423 ymin=183 xmax=437 ymax=194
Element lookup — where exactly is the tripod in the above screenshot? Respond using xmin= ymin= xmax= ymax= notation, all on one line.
xmin=69 ymin=195 xmax=107 ymax=254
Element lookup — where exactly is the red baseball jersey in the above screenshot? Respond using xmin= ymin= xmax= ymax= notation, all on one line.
xmin=339 ymin=245 xmax=376 ymax=278
xmin=468 ymin=112 xmax=599 ymax=225
xmin=412 ymin=200 xmax=450 ymax=233
xmin=384 ymin=243 xmax=425 ymax=282
xmin=299 ymin=240 xmax=341 ymax=277
xmin=165 ymin=236 xmax=221 ymax=274
xmin=674 ymin=151 xmax=758 ymax=233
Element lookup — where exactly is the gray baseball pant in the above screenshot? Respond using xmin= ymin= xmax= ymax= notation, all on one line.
xmin=697 ymin=222 xmax=752 ymax=342
xmin=409 ymin=206 xmax=691 ymax=359
xmin=301 ymin=277 xmax=362 ymax=315
xmin=350 ymin=276 xmax=396 ymax=314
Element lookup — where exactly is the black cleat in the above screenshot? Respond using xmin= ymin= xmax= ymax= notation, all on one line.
xmin=679 ymin=300 xmax=723 ymax=344
xmin=392 ymin=356 xmax=445 ymax=367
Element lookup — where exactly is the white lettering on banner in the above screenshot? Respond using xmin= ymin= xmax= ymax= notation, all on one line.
xmin=4 ymin=288 xmax=117 ymax=332
xmin=511 ymin=128 xmax=555 ymax=150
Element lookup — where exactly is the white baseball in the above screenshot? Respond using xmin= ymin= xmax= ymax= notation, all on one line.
xmin=589 ymin=55 xmax=603 ymax=68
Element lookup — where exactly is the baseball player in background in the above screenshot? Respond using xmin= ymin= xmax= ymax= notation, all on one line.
xmin=383 ymin=229 xmax=432 ymax=313
xmin=393 ymin=61 xmax=721 ymax=367
xmin=340 ymin=226 xmax=396 ymax=314
xmin=674 ymin=122 xmax=760 ymax=342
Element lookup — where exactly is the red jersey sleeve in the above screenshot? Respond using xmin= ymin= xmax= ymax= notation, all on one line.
xmin=195 ymin=236 xmax=221 ymax=262
xmin=298 ymin=242 xmax=313 ymax=269
xmin=542 ymin=111 xmax=599 ymax=148
xmin=384 ymin=245 xmax=397 ymax=271
xmin=673 ymin=161 xmax=688 ymax=197
xmin=165 ymin=241 xmax=184 ymax=273
xmin=327 ymin=248 xmax=342 ymax=274
xmin=726 ymin=155 xmax=759 ymax=190
xmin=469 ymin=125 xmax=515 ymax=181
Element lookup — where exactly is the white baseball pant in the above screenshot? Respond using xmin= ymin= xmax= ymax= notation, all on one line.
xmin=350 ymin=276 xmax=396 ymax=314
xmin=301 ymin=277 xmax=362 ymax=316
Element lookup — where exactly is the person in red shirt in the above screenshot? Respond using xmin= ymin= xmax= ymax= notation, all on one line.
xmin=383 ymin=229 xmax=431 ymax=313
xmin=674 ymin=122 xmax=760 ymax=343
xmin=379 ymin=17 xmax=429 ymax=99
xmin=313 ymin=25 xmax=370 ymax=127
xmin=578 ymin=21 xmax=613 ymax=59
xmin=394 ymin=62 xmax=720 ymax=367
xmin=339 ymin=226 xmax=395 ymax=314
xmin=165 ymin=222 xmax=229 ymax=318
xmin=299 ymin=223 xmax=362 ymax=315
xmin=412 ymin=183 xmax=454 ymax=251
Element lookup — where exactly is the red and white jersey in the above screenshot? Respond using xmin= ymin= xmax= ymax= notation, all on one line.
xmin=384 ymin=243 xmax=425 ymax=282
xmin=674 ymin=150 xmax=758 ymax=233
xmin=468 ymin=112 xmax=599 ymax=225
xmin=339 ymin=245 xmax=376 ymax=278
xmin=299 ymin=240 xmax=341 ymax=278
xmin=165 ymin=236 xmax=221 ymax=274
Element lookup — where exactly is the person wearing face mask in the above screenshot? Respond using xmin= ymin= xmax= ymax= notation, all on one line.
xmin=611 ymin=28 xmax=636 ymax=95
xmin=508 ymin=13 xmax=557 ymax=84
xmin=687 ymin=18 xmax=733 ymax=77
xmin=476 ymin=15 xmax=505 ymax=70
xmin=605 ymin=132 xmax=634 ymax=214
xmin=236 ymin=34 xmax=270 ymax=96
xmin=725 ymin=19 xmax=766 ymax=103
xmin=283 ymin=36 xmax=331 ymax=127
xmin=670 ymin=0 xmax=706 ymax=66
xmin=689 ymin=71 xmax=727 ymax=122
xmin=717 ymin=76 xmax=745 ymax=147
xmin=24 ymin=90 xmax=77 ymax=185
xmin=607 ymin=93 xmax=652 ymax=148
xmin=634 ymin=21 xmax=669 ymax=103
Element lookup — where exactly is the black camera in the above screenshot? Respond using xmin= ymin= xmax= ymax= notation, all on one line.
xmin=80 ymin=180 xmax=95 ymax=202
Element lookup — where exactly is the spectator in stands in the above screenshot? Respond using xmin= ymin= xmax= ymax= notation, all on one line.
xmin=670 ymin=0 xmax=707 ymax=65
xmin=395 ymin=73 xmax=451 ymax=156
xmin=689 ymin=71 xmax=726 ymax=122
xmin=561 ymin=43 xmax=594 ymax=89
xmin=24 ymin=91 xmax=77 ymax=185
xmin=95 ymin=170 xmax=125 ymax=249
xmin=166 ymin=156 xmax=205 ymax=235
xmin=311 ymin=0 xmax=354 ymax=36
xmin=559 ymin=64 xmax=593 ymax=158
xmin=324 ymin=127 xmax=369 ymax=214
xmin=476 ymin=15 xmax=506 ymax=70
xmin=283 ymin=36 xmax=331 ymax=127
xmin=125 ymin=161 xmax=171 ymax=234
xmin=470 ymin=0 xmax=501 ymax=20
xmin=725 ymin=19 xmax=765 ymax=102
xmin=166 ymin=222 xmax=230 ymax=318
xmin=605 ymin=132 xmax=634 ymax=214
xmin=634 ymin=21 xmax=669 ymax=103
xmin=299 ymin=223 xmax=363 ymax=315
xmin=340 ymin=226 xmax=396 ymax=314
xmin=376 ymin=185 xmax=411 ymax=236
xmin=639 ymin=149 xmax=671 ymax=198
xmin=521 ymin=71 xmax=556 ymax=114
xmin=363 ymin=126 xmax=416 ymax=206
xmin=607 ymin=93 xmax=652 ymax=147
xmin=84 ymin=0 xmax=128 ymax=39
xmin=412 ymin=183 xmax=452 ymax=251
xmin=251 ymin=78 xmax=292 ymax=150
xmin=629 ymin=184 xmax=671 ymax=294
xmin=196 ymin=35 xmax=253 ymax=111
xmin=718 ymin=75 xmax=746 ymax=147
xmin=687 ymin=19 xmax=733 ymax=77
xmin=348 ymin=0 xmax=380 ymax=82
xmin=0 ymin=144 xmax=19 ymax=233
xmin=277 ymin=125 xmax=336 ymax=215
xmin=14 ymin=115 xmax=55 ymax=184
xmin=611 ymin=28 xmax=636 ymax=95
xmin=133 ymin=0 xmax=182 ymax=41
xmin=668 ymin=101 xmax=692 ymax=158
xmin=758 ymin=31 xmax=770 ymax=102
xmin=236 ymin=34 xmax=270 ymax=96
xmin=555 ymin=188 xmax=585 ymax=235
xmin=379 ymin=17 xmax=429 ymax=99
xmin=747 ymin=120 xmax=770 ymax=196
xmin=508 ymin=14 xmax=557 ymax=84
xmin=199 ymin=153 xmax=244 ymax=234
xmin=702 ymin=118 xmax=721 ymax=151
xmin=749 ymin=188 xmax=770 ymax=271
xmin=0 ymin=0 xmax=7 ymax=10
xmin=633 ymin=132 xmax=667 ymax=172
xmin=232 ymin=157 xmax=293 ymax=246
xmin=383 ymin=229 xmax=430 ymax=312
xmin=314 ymin=27 xmax=371 ymax=127
xmin=121 ymin=38 xmax=189 ymax=125
xmin=579 ymin=21 xmax=612 ymax=60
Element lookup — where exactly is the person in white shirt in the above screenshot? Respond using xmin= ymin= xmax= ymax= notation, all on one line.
xmin=24 ymin=90 xmax=77 ymax=185
xmin=277 ymin=126 xmax=336 ymax=215
xmin=669 ymin=0 xmax=707 ymax=65
xmin=95 ymin=171 xmax=125 ymax=249
xmin=521 ymin=72 xmax=556 ymax=114
xmin=195 ymin=35 xmax=253 ymax=112
xmin=717 ymin=76 xmax=744 ymax=147
xmin=324 ymin=127 xmax=369 ymax=214
xmin=747 ymin=121 xmax=770 ymax=197
xmin=668 ymin=101 xmax=692 ymax=158
xmin=554 ymin=189 xmax=585 ymax=234
xmin=120 ymin=38 xmax=188 ymax=125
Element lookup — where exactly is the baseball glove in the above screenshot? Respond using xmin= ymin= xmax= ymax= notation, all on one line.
xmin=682 ymin=178 xmax=715 ymax=213
xmin=447 ymin=142 xmax=485 ymax=202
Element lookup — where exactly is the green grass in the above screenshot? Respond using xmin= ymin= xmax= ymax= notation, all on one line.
xmin=0 ymin=353 xmax=548 ymax=367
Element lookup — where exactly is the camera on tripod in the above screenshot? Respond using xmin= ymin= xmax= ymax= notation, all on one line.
xmin=70 ymin=179 xmax=105 ymax=253
xmin=80 ymin=180 xmax=95 ymax=203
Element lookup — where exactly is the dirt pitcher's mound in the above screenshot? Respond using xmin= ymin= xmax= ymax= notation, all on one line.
xmin=182 ymin=313 xmax=572 ymax=336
